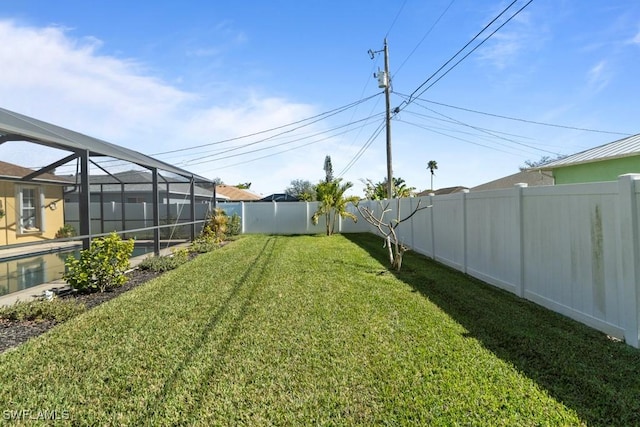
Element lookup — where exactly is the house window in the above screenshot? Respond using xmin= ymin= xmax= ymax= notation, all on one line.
xmin=17 ymin=186 xmax=43 ymax=234
xmin=127 ymin=196 xmax=146 ymax=203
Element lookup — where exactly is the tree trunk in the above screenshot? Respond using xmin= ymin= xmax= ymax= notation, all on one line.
xmin=386 ymin=236 xmax=394 ymax=266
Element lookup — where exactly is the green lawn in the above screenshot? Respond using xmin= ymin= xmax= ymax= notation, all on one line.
xmin=1 ymin=233 xmax=638 ymax=425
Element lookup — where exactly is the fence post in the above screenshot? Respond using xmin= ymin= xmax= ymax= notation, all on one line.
xmin=241 ymin=202 xmax=245 ymax=234
xmin=462 ymin=189 xmax=469 ymax=274
xmin=409 ymin=197 xmax=415 ymax=249
xmin=514 ymin=183 xmax=528 ymax=298
xmin=619 ymin=174 xmax=640 ymax=347
xmin=429 ymin=193 xmax=436 ymax=259
xmin=273 ymin=201 xmax=278 ymax=234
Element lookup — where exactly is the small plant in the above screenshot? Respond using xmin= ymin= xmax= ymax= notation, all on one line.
xmin=190 ymin=234 xmax=220 ymax=254
xmin=203 ymin=208 xmax=228 ymax=240
xmin=64 ymin=232 xmax=134 ymax=293
xmin=55 ymin=224 xmax=76 ymax=239
xmin=138 ymin=248 xmax=190 ymax=272
xmin=0 ymin=207 xmax=5 ymax=219
xmin=0 ymin=298 xmax=86 ymax=323
xmin=228 ymin=213 xmax=241 ymax=236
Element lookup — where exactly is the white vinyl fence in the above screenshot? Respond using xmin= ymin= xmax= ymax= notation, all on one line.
xmin=65 ymin=202 xmax=212 ymax=238
xmin=221 ymin=174 xmax=640 ymax=347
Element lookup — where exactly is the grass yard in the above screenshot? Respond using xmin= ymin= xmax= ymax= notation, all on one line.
xmin=1 ymin=233 xmax=639 ymax=425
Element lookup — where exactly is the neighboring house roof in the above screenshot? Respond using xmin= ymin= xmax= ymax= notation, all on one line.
xmin=215 ymin=185 xmax=261 ymax=201
xmin=539 ymin=133 xmax=640 ymax=170
xmin=0 ymin=160 xmax=72 ymax=185
xmin=260 ymin=193 xmax=299 ymax=202
xmin=471 ymin=170 xmax=554 ymax=192
xmin=416 ymin=186 xmax=468 ymax=197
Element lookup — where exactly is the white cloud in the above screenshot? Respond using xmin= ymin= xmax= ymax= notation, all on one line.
xmin=586 ymin=60 xmax=611 ymax=92
xmin=0 ymin=19 xmax=323 ymax=194
xmin=475 ymin=8 xmax=541 ymax=70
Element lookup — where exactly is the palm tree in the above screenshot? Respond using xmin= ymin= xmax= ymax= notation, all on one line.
xmin=312 ymin=178 xmax=359 ymax=235
xmin=427 ymin=160 xmax=438 ymax=191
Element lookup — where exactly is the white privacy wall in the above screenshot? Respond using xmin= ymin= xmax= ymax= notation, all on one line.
xmin=65 ymin=202 xmax=211 ymax=234
xmin=230 ymin=174 xmax=640 ymax=347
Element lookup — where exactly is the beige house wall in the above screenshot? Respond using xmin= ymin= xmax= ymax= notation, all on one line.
xmin=0 ymin=180 xmax=66 ymax=246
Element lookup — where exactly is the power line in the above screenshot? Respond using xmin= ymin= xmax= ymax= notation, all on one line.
xmin=154 ymin=93 xmax=382 ymax=156
xmin=403 ymin=0 xmax=534 ymax=108
xmin=385 ymin=0 xmax=408 ymax=38
xmin=401 ymin=109 xmax=539 ymax=141
xmin=398 ymin=119 xmax=528 ymax=156
xmin=393 ymin=0 xmax=457 ymax=78
xmin=401 ymin=95 xmax=562 ymax=155
xmin=408 ymin=97 xmax=633 ymax=136
xmin=54 ymin=93 xmax=384 ymax=174
xmin=184 ymin=113 xmax=385 ymax=166
xmin=337 ymin=118 xmax=387 ymax=177
xmin=404 ymin=0 xmax=523 ymax=103
xmin=209 ymin=119 xmax=384 ymax=171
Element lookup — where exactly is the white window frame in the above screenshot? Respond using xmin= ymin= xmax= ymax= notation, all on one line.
xmin=16 ymin=185 xmax=45 ymax=235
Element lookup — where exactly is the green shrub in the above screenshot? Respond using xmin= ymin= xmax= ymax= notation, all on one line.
xmin=201 ymin=208 xmax=228 ymax=240
xmin=0 ymin=298 xmax=86 ymax=323
xmin=190 ymin=235 xmax=220 ymax=254
xmin=138 ymin=248 xmax=190 ymax=272
xmin=228 ymin=213 xmax=241 ymax=236
xmin=55 ymin=224 xmax=76 ymax=239
xmin=64 ymin=232 xmax=134 ymax=293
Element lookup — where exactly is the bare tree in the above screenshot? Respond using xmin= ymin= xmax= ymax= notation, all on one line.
xmin=358 ymin=199 xmax=430 ymax=271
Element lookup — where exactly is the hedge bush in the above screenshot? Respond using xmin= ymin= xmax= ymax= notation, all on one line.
xmin=64 ymin=232 xmax=134 ymax=293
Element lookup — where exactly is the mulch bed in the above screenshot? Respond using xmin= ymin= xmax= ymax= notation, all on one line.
xmin=0 ymin=268 xmax=162 ymax=354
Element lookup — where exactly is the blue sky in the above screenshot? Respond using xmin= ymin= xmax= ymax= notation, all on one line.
xmin=0 ymin=1 xmax=638 ymax=196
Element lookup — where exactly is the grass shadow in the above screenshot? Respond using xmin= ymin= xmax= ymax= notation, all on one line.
xmin=344 ymin=233 xmax=640 ymax=426
xmin=138 ymin=236 xmax=279 ymax=421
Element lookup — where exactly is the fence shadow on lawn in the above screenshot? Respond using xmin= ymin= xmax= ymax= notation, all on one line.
xmin=343 ymin=233 xmax=640 ymax=427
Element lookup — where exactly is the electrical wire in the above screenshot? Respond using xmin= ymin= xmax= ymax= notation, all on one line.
xmin=403 ymin=0 xmax=522 ymax=104
xmin=154 ymin=93 xmax=382 ymax=156
xmin=400 ymin=109 xmax=539 ymax=141
xmin=184 ymin=113 xmax=385 ymax=166
xmin=393 ymin=0 xmax=457 ymax=78
xmin=54 ymin=93 xmax=383 ymax=174
xmin=400 ymin=95 xmax=562 ymax=155
xmin=402 ymin=0 xmax=534 ymax=109
xmin=337 ymin=118 xmax=387 ymax=177
xmin=208 ymin=119 xmax=384 ymax=171
xmin=385 ymin=0 xmax=408 ymax=38
xmin=407 ymin=97 xmax=633 ymax=136
xmin=398 ymin=119 xmax=528 ymax=156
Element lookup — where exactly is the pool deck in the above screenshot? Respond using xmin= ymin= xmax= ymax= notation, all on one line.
xmin=0 ymin=243 xmax=188 ymax=307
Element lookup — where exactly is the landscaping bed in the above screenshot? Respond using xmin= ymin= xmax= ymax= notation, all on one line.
xmin=0 ymin=269 xmax=161 ymax=353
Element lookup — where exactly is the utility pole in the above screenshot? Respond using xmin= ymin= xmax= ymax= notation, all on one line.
xmin=383 ymin=38 xmax=393 ymax=200
xmin=370 ymin=39 xmax=394 ymax=199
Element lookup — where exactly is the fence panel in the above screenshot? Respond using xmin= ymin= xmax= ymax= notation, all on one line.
xmin=274 ymin=202 xmax=309 ymax=234
xmin=432 ymin=192 xmax=466 ymax=270
xmin=242 ymin=203 xmax=275 ymax=234
xmin=340 ymin=202 xmax=371 ymax=233
xmin=521 ymin=183 xmax=624 ymax=337
xmin=465 ymin=188 xmax=521 ymax=293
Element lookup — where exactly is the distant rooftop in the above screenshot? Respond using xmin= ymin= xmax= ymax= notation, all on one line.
xmin=471 ymin=170 xmax=553 ymax=192
xmin=416 ymin=186 xmax=468 ymax=197
xmin=539 ymin=133 xmax=640 ymax=169
xmin=215 ymin=185 xmax=261 ymax=201
xmin=0 ymin=160 xmax=72 ymax=185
